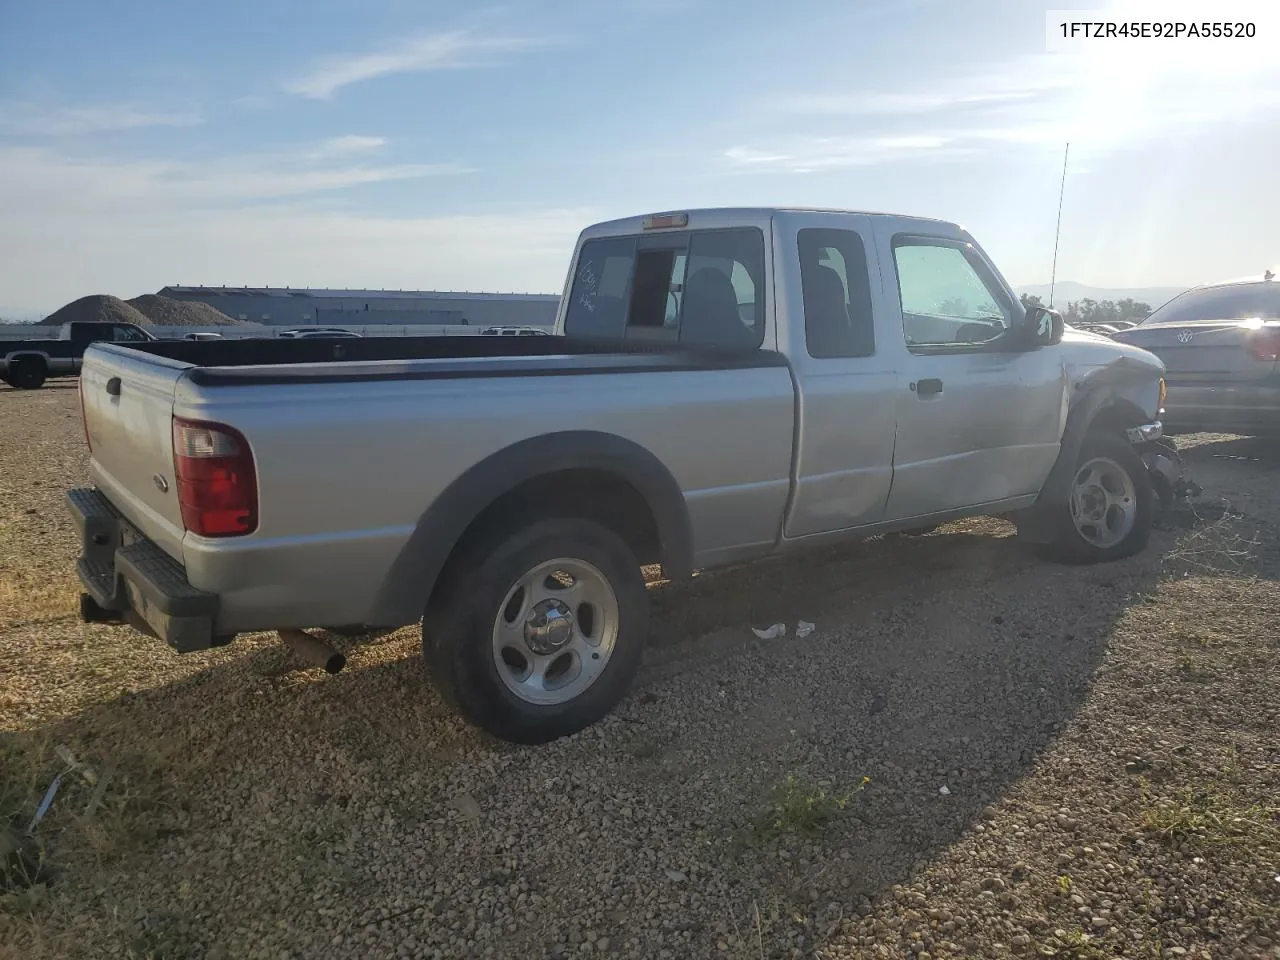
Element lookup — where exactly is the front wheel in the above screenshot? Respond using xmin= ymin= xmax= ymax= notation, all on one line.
xmin=423 ymin=518 xmax=649 ymax=744
xmin=1037 ymin=433 xmax=1154 ymax=564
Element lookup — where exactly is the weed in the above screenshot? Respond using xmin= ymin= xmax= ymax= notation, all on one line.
xmin=752 ymin=775 xmax=867 ymax=840
xmin=1173 ymin=657 xmax=1216 ymax=683
xmin=1140 ymin=789 xmax=1280 ymax=847
xmin=1037 ymin=926 xmax=1108 ymax=958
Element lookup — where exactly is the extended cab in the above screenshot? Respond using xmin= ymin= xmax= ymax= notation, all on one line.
xmin=2 ymin=320 xmax=157 ymax=389
xmin=65 ymin=207 xmax=1190 ymax=743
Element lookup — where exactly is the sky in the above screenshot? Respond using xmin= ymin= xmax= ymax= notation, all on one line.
xmin=0 ymin=0 xmax=1278 ymax=318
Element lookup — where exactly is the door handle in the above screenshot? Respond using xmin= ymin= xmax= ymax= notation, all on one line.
xmin=912 ymin=378 xmax=943 ymax=397
xmin=106 ymin=377 xmax=122 ymax=397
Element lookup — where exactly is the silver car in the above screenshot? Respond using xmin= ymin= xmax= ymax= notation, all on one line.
xmin=1114 ymin=272 xmax=1280 ymax=435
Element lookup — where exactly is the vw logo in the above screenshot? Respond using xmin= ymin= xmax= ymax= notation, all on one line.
xmin=1176 ymin=330 xmax=1194 ymax=344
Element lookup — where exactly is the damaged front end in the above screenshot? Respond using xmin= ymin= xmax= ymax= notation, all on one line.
xmin=1127 ymin=427 xmax=1202 ymax=507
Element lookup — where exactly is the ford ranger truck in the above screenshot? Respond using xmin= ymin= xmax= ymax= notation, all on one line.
xmin=65 ymin=207 xmax=1189 ymax=743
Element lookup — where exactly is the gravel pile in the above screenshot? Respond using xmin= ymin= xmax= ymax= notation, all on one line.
xmin=1 ymin=395 xmax=1277 ymax=960
xmin=127 ymin=295 xmax=243 ymax=326
xmin=41 ymin=295 xmax=150 ymax=328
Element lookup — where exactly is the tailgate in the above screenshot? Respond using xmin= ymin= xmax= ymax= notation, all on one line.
xmin=80 ymin=344 xmax=191 ymax=558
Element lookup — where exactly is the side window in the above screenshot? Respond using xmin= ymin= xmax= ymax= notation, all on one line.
xmin=892 ymin=240 xmax=1012 ymax=348
xmin=112 ymin=325 xmax=146 ymax=342
xmin=798 ymin=228 xmax=875 ymax=358
xmin=679 ymin=228 xmax=765 ymax=348
xmin=563 ymin=237 xmax=637 ymax=338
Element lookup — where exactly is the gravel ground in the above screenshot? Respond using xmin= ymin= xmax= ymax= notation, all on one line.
xmin=1 ymin=385 xmax=1278 ymax=960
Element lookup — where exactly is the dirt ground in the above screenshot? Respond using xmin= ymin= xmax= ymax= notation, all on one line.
xmin=1 ymin=382 xmax=1277 ymax=960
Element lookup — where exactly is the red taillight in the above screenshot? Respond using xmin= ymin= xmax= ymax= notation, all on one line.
xmin=171 ymin=417 xmax=258 ymax=537
xmin=1249 ymin=327 xmax=1280 ymax=362
xmin=77 ymin=378 xmax=92 ymax=451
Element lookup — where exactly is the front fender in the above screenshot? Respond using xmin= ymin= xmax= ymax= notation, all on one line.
xmin=1016 ymin=361 xmax=1170 ymax=542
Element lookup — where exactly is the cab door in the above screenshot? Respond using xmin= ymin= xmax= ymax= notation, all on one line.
xmin=779 ymin=212 xmax=900 ymax=537
xmin=876 ymin=231 xmax=1066 ymax=520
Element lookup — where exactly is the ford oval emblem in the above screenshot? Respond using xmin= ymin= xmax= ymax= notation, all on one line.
xmin=153 ymin=473 xmax=169 ymax=493
xmin=1176 ymin=330 xmax=1194 ymax=344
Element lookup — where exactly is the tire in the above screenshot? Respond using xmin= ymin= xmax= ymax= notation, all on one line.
xmin=423 ymin=517 xmax=649 ymax=744
xmin=1037 ymin=432 xmax=1153 ymax=564
xmin=7 ymin=360 xmax=47 ymax=390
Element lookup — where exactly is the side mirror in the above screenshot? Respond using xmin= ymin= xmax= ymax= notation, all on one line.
xmin=1023 ymin=305 xmax=1064 ymax=347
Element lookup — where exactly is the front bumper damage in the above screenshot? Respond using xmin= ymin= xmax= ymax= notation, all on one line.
xmin=1126 ymin=421 xmax=1202 ymax=507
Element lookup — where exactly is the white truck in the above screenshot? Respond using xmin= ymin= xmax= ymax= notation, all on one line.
xmin=65 ymin=207 xmax=1190 ymax=743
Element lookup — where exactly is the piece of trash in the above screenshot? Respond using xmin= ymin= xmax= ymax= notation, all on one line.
xmin=869 ymin=693 xmax=888 ymax=715
xmin=666 ymin=869 xmax=687 ymax=883
xmin=796 ymin=620 xmax=816 ymax=638
xmin=751 ymin=623 xmax=787 ymax=640
xmin=82 ymin=765 xmax=115 ymax=820
xmin=939 ymin=785 xmax=951 ymax=796
xmin=54 ymin=744 xmax=98 ymax=784
xmin=26 ymin=770 xmax=69 ymax=836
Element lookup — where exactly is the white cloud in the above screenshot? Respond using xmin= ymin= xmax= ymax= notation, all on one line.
xmin=285 ymin=29 xmax=552 ymax=100
xmin=0 ymin=101 xmax=202 ymax=137
xmin=0 ymin=144 xmax=466 ymax=212
xmin=309 ymin=135 xmax=389 ymax=159
xmin=0 ymin=144 xmax=584 ymax=313
xmin=730 ymin=49 xmax=1280 ymax=172
xmin=725 ymin=135 xmax=970 ymax=174
xmin=776 ymin=89 xmax=1043 ymax=117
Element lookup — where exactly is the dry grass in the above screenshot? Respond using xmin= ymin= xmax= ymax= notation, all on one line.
xmin=2 ymin=389 xmax=1279 ymax=960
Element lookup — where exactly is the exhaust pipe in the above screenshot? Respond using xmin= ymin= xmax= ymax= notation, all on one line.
xmin=279 ymin=628 xmax=346 ymax=674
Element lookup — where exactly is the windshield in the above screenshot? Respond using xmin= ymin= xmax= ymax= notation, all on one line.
xmin=1141 ymin=281 xmax=1280 ymax=325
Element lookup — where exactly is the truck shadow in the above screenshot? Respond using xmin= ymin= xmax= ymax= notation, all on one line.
xmin=6 ymin=503 xmax=1236 ymax=958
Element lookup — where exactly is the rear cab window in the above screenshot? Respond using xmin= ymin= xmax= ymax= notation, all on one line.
xmin=564 ymin=227 xmax=766 ymax=348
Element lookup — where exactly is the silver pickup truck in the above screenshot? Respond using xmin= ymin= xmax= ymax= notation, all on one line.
xmin=66 ymin=207 xmax=1189 ymax=743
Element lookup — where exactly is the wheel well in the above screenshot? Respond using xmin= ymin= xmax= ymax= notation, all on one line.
xmin=427 ymin=468 xmax=662 ymax=607
xmin=1087 ymin=399 xmax=1148 ymax=440
xmin=8 ymin=354 xmax=47 ymax=368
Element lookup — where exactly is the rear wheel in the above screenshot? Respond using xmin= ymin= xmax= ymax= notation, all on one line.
xmin=6 ymin=360 xmax=46 ymax=390
xmin=1037 ymin=433 xmax=1153 ymax=564
xmin=423 ymin=517 xmax=649 ymax=744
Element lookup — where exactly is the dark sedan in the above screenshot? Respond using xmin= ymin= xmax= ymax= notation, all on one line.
xmin=1113 ymin=272 xmax=1280 ymax=435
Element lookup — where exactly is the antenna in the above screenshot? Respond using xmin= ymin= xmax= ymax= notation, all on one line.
xmin=1049 ymin=142 xmax=1070 ymax=308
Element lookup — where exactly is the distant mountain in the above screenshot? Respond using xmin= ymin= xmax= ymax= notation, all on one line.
xmin=1015 ymin=281 xmax=1189 ymax=310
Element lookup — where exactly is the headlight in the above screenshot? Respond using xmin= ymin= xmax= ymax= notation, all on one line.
xmin=1158 ymin=377 xmax=1167 ymax=413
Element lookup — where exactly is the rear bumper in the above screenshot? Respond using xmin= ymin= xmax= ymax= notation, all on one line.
xmin=66 ymin=487 xmax=231 ymax=653
xmin=1162 ymin=382 xmax=1280 ymax=433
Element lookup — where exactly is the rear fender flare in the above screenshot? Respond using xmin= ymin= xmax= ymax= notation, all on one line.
xmin=3 ymin=351 xmax=52 ymax=366
xmin=367 ymin=431 xmax=693 ymax=626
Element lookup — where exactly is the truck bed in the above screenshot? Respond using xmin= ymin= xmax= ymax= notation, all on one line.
xmin=109 ymin=334 xmax=787 ymax=385
xmin=76 ymin=333 xmax=798 ymax=635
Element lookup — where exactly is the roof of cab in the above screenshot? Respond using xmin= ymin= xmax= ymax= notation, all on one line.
xmin=580 ymin=207 xmax=958 ymax=239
